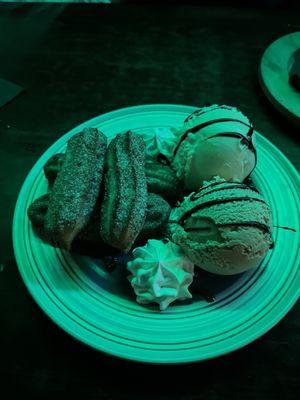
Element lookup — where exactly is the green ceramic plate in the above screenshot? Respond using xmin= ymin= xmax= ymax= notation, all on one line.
xmin=13 ymin=104 xmax=300 ymax=364
xmin=259 ymin=32 xmax=300 ymax=125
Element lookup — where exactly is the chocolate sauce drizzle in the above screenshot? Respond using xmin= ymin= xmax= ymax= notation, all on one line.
xmin=185 ymin=221 xmax=271 ymax=234
xmin=216 ymin=221 xmax=271 ymax=234
xmin=189 ymin=183 xmax=259 ymax=201
xmin=174 ymin=117 xmax=257 ymax=176
xmin=188 ymin=120 xmax=251 ymax=135
xmin=196 ymin=180 xmax=226 ymax=191
xmin=173 ymin=118 xmax=253 ymax=157
xmin=189 ymin=180 xmax=246 ymax=200
xmin=184 ymin=105 xmax=233 ymax=123
xmin=273 ymin=225 xmax=296 ymax=232
xmin=180 ymin=197 xmax=266 ymax=224
xmin=185 ymin=221 xmax=274 ymax=248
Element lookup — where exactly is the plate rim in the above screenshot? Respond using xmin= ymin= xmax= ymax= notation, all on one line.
xmin=13 ymin=104 xmax=300 ymax=364
xmin=259 ymin=32 xmax=300 ymax=125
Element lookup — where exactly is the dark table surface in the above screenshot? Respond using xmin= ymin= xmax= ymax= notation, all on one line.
xmin=0 ymin=3 xmax=299 ymax=399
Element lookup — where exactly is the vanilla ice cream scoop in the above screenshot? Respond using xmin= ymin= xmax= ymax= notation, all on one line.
xmin=167 ymin=178 xmax=273 ymax=275
xmin=171 ymin=105 xmax=257 ymax=190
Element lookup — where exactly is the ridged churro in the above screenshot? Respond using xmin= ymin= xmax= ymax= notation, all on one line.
xmin=100 ymin=131 xmax=148 ymax=251
xmin=44 ymin=127 xmax=107 ymax=250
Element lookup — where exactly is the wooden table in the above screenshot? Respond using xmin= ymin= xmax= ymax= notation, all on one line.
xmin=0 ymin=3 xmax=299 ymax=398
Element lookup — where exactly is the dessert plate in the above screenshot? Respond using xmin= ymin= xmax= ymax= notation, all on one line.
xmin=13 ymin=104 xmax=300 ymax=364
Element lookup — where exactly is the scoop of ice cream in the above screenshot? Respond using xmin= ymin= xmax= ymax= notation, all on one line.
xmin=127 ymin=239 xmax=194 ymax=310
xmin=167 ymin=178 xmax=273 ymax=275
xmin=139 ymin=127 xmax=177 ymax=163
xmin=172 ymin=105 xmax=257 ymax=190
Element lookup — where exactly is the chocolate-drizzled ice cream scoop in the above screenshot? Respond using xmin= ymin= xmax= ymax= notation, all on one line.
xmin=172 ymin=105 xmax=257 ymax=190
xmin=167 ymin=178 xmax=273 ymax=275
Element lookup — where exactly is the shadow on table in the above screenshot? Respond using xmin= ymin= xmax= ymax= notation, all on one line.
xmin=256 ymin=78 xmax=300 ymax=145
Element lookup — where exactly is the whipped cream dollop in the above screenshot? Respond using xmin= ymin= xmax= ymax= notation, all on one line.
xmin=140 ymin=128 xmax=178 ymax=163
xmin=127 ymin=239 xmax=194 ymax=310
